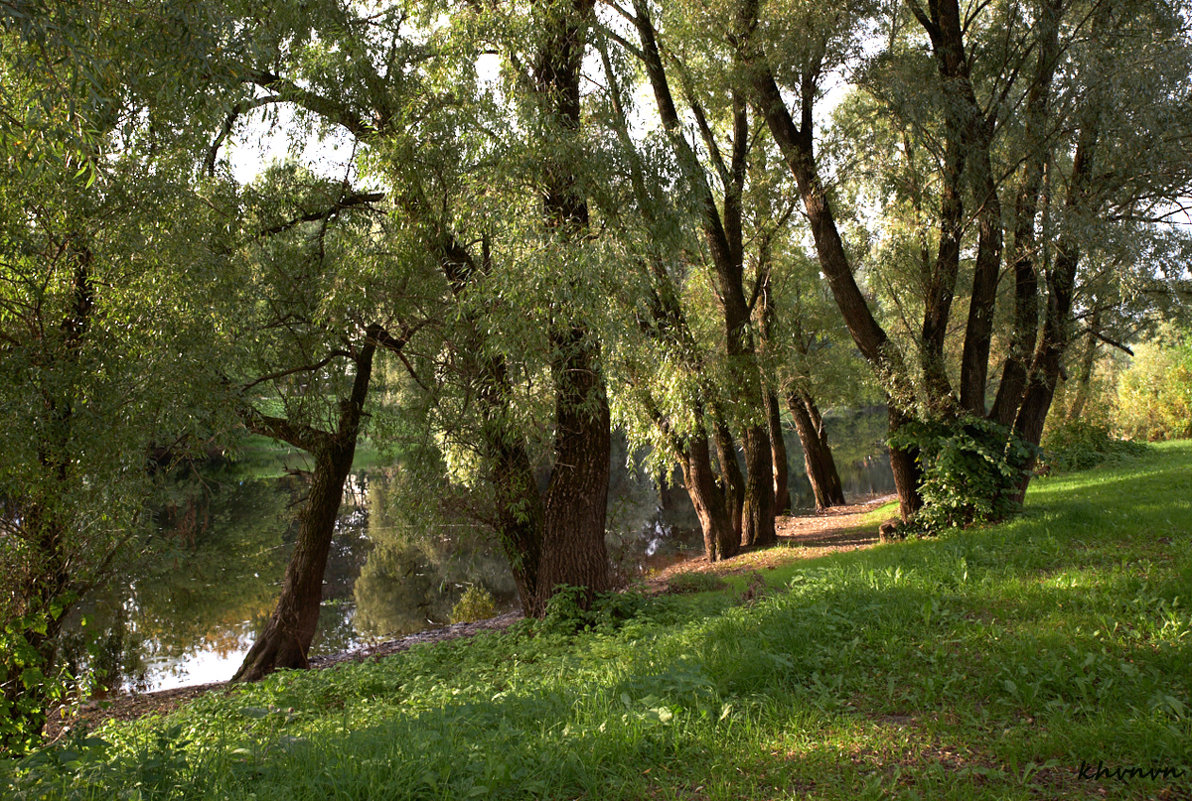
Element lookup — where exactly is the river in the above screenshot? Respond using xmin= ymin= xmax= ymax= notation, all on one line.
xmin=60 ymin=407 xmax=895 ymax=693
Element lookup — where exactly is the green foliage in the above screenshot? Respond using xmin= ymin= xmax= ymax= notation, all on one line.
xmin=0 ymin=604 xmax=81 ymax=755
xmin=892 ymin=416 xmax=1038 ymax=533
xmin=535 ymin=586 xmax=648 ymax=636
xmin=1114 ymin=333 xmax=1192 ymax=442
xmin=449 ymin=586 xmax=497 ymax=625
xmin=1041 ymin=420 xmax=1148 ymax=473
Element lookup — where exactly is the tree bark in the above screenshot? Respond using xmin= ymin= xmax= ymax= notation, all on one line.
xmin=679 ymin=431 xmax=739 ymax=561
xmin=535 ymin=329 xmax=612 ymax=613
xmin=741 ymin=423 xmax=776 ymax=546
xmin=888 ymin=404 xmax=924 ymax=519
xmin=765 ymin=390 xmax=791 ymax=513
xmin=713 ymin=419 xmax=745 ymax=539
xmin=234 ymin=329 xmax=378 ymax=682
xmin=785 ymin=389 xmax=845 ymax=510
xmin=528 ymin=0 xmax=612 ymax=613
xmin=989 ymin=0 xmax=1061 ymax=426
xmin=1011 ymin=122 xmax=1100 ymax=499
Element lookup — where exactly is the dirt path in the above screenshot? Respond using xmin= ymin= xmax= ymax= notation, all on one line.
xmin=45 ymin=494 xmax=895 ymax=740
xmin=643 ymin=493 xmax=896 ymax=586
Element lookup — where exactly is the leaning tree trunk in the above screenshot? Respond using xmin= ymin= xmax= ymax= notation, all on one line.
xmin=234 ymin=330 xmax=377 ymax=682
xmin=232 ymin=441 xmax=355 ymax=681
xmin=765 ymin=390 xmax=791 ymax=513
xmin=786 ymin=389 xmax=845 ymax=510
xmin=749 ymin=61 xmax=923 ymax=519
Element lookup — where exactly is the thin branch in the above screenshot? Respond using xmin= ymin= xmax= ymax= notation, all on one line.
xmin=241 ymin=350 xmax=352 ymax=392
xmin=1083 ymin=327 xmax=1133 ymax=356
xmin=258 ymin=191 xmax=385 ymax=237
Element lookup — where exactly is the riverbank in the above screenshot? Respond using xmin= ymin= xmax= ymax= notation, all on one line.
xmin=47 ymin=494 xmax=897 ymax=738
xmin=13 ymin=443 xmax=1190 ymax=800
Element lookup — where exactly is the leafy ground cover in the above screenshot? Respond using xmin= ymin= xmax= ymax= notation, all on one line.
xmin=6 ymin=442 xmax=1191 ymax=800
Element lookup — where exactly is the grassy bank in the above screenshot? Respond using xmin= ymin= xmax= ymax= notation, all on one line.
xmin=8 ymin=443 xmax=1192 ymax=800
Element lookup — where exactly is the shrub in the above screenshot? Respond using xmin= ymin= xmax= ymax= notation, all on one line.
xmin=891 ymin=416 xmax=1038 ymax=534
xmin=1114 ymin=334 xmax=1192 ymax=441
xmin=0 ymin=603 xmax=85 ymax=755
xmin=1041 ymin=420 xmax=1148 ymax=473
xmin=449 ymin=585 xmax=497 ymax=624
xmin=536 ymin=585 xmax=647 ymax=635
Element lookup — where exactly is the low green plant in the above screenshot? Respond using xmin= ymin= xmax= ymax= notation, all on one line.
xmin=666 ymin=572 xmax=728 ymax=594
xmin=536 ymin=585 xmax=648 ymax=635
xmin=0 ymin=602 xmax=83 ymax=755
xmin=449 ymin=585 xmax=496 ymax=624
xmin=890 ymin=415 xmax=1038 ymax=533
xmin=1041 ymin=420 xmax=1148 ymax=472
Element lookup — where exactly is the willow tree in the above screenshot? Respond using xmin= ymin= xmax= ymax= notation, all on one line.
xmin=738 ymin=0 xmax=1192 ymax=521
xmin=0 ymin=1 xmax=234 ymax=740
xmin=212 ymin=167 xmax=432 ymax=681
xmin=203 ymin=0 xmax=623 ymax=621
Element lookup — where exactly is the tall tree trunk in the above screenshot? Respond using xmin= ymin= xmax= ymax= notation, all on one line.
xmin=785 ymin=389 xmax=845 ymax=510
xmin=1012 ymin=122 xmax=1100 ymax=500
xmin=765 ymin=390 xmax=791 ymax=513
xmin=741 ymin=423 xmax=776 ymax=546
xmin=529 ymin=0 xmax=611 ymax=613
xmin=679 ymin=432 xmax=738 ymax=561
xmin=748 ymin=57 xmax=922 ymax=518
xmin=713 ymin=419 xmax=745 ymax=539
xmin=535 ymin=330 xmax=612 ymax=614
xmin=989 ymin=0 xmax=1061 ymax=426
xmin=910 ymin=0 xmax=1006 ymax=415
xmin=234 ymin=330 xmax=378 ymax=682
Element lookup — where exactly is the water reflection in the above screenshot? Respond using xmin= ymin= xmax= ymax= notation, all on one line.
xmin=61 ymin=408 xmax=895 ymax=693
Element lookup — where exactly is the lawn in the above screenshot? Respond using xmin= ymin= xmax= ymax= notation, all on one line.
xmin=7 ymin=442 xmax=1191 ymax=800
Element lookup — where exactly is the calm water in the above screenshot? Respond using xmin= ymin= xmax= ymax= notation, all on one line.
xmin=61 ymin=408 xmax=894 ymax=693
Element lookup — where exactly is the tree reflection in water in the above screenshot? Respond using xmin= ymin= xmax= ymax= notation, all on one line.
xmin=59 ymin=409 xmax=896 ymax=693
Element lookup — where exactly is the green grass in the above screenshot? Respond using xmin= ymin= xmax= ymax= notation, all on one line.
xmin=8 ymin=442 xmax=1192 ymax=800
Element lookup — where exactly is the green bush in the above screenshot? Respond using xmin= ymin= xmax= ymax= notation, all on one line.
xmin=0 ymin=603 xmax=83 ymax=755
xmin=891 ymin=416 xmax=1038 ymax=534
xmin=1114 ymin=332 xmax=1192 ymax=441
xmin=1041 ymin=420 xmax=1148 ymax=473
xmin=449 ymin=585 xmax=497 ymax=624
xmin=536 ymin=585 xmax=647 ymax=635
